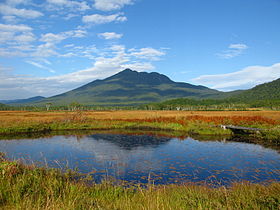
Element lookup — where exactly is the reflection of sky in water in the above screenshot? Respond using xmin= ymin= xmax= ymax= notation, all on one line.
xmin=0 ymin=134 xmax=279 ymax=185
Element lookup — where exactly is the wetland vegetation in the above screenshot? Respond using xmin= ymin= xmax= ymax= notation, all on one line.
xmin=0 ymin=110 xmax=280 ymax=141
xmin=0 ymin=110 xmax=279 ymax=209
xmin=1 ymin=156 xmax=280 ymax=209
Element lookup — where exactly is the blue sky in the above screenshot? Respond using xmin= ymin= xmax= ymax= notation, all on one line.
xmin=1 ymin=0 xmax=280 ymax=99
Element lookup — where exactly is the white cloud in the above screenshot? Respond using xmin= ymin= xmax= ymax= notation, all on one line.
xmin=82 ymin=13 xmax=127 ymax=24
xmin=11 ymin=44 xmax=33 ymax=51
xmin=192 ymin=63 xmax=280 ymax=91
xmin=94 ymin=0 xmax=134 ymax=11
xmin=0 ymin=4 xmax=43 ymax=19
xmin=14 ymin=32 xmax=35 ymax=43
xmin=0 ymin=23 xmax=32 ymax=31
xmin=122 ymin=62 xmax=155 ymax=71
xmin=46 ymin=0 xmax=90 ymax=11
xmin=32 ymin=43 xmax=58 ymax=57
xmin=229 ymin=43 xmax=248 ymax=50
xmin=98 ymin=32 xmax=123 ymax=40
xmin=40 ymin=33 xmax=67 ymax=43
xmin=26 ymin=60 xmax=55 ymax=73
xmin=129 ymin=47 xmax=166 ymax=60
xmin=2 ymin=15 xmax=18 ymax=23
xmin=31 ymin=30 xmax=87 ymax=57
xmin=0 ymin=48 xmax=27 ymax=57
xmin=40 ymin=30 xmax=87 ymax=44
xmin=72 ymin=30 xmax=87 ymax=38
xmin=0 ymin=31 xmax=14 ymax=43
xmin=0 ymin=24 xmax=35 ymax=44
xmin=217 ymin=43 xmax=248 ymax=59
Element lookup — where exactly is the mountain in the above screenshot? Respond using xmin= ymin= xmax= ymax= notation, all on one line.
xmin=149 ymin=78 xmax=280 ymax=109
xmin=230 ymin=78 xmax=280 ymax=101
xmin=38 ymin=69 xmax=222 ymax=106
xmin=0 ymin=96 xmax=45 ymax=105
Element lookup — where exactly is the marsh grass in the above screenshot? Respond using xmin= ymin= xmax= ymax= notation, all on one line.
xmin=0 ymin=110 xmax=279 ymax=141
xmin=0 ymin=159 xmax=279 ymax=209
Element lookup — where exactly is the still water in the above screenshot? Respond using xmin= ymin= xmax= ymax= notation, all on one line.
xmin=0 ymin=133 xmax=279 ymax=185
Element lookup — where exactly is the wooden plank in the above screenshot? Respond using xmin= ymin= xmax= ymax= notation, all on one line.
xmin=221 ymin=125 xmax=262 ymax=132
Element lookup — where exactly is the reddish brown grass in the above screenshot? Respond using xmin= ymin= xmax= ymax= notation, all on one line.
xmin=0 ymin=110 xmax=279 ymax=127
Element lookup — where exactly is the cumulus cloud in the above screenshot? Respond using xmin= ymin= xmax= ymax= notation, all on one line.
xmin=82 ymin=13 xmax=127 ymax=24
xmin=192 ymin=63 xmax=280 ymax=91
xmin=217 ymin=43 xmax=248 ymax=59
xmin=94 ymin=0 xmax=134 ymax=11
xmin=98 ymin=32 xmax=123 ymax=40
xmin=0 ymin=4 xmax=43 ymax=19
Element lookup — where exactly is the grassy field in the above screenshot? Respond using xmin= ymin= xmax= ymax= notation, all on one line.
xmin=0 ymin=110 xmax=279 ymax=140
xmin=0 ymin=158 xmax=279 ymax=209
xmin=1 ymin=110 xmax=280 ymax=121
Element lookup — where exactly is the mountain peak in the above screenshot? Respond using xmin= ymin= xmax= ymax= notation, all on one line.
xmin=106 ymin=69 xmax=174 ymax=85
xmin=121 ymin=68 xmax=135 ymax=73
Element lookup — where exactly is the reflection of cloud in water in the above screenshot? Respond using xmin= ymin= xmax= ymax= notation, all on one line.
xmin=57 ymin=134 xmax=173 ymax=173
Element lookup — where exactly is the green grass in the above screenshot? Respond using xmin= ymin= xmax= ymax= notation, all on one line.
xmin=0 ymin=158 xmax=279 ymax=209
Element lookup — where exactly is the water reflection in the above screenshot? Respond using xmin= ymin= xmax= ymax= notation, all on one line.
xmin=0 ymin=133 xmax=279 ymax=186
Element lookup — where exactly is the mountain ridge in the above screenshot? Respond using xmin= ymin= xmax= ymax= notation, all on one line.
xmin=36 ymin=69 xmax=222 ymax=106
xmin=230 ymin=78 xmax=280 ymax=101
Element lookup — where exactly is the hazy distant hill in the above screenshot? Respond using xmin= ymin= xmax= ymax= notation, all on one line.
xmin=0 ymin=96 xmax=45 ymax=105
xmin=38 ymin=69 xmax=222 ymax=106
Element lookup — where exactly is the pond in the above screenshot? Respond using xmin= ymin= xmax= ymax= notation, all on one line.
xmin=0 ymin=132 xmax=279 ymax=186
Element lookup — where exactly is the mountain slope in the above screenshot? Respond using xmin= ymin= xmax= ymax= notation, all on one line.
xmin=150 ymin=78 xmax=280 ymax=109
xmin=231 ymin=78 xmax=280 ymax=101
xmin=39 ymin=69 xmax=222 ymax=106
